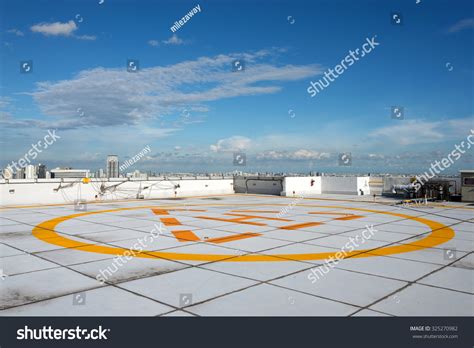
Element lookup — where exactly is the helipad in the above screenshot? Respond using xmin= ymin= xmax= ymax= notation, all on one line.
xmin=0 ymin=194 xmax=473 ymax=316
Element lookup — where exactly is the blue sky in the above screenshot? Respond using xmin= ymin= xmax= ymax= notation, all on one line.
xmin=0 ymin=0 xmax=473 ymax=174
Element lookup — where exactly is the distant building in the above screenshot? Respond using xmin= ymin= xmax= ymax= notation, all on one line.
xmin=25 ymin=165 xmax=36 ymax=179
xmin=97 ymin=168 xmax=105 ymax=178
xmin=106 ymin=155 xmax=119 ymax=178
xmin=50 ymin=168 xmax=90 ymax=179
xmin=14 ymin=168 xmax=25 ymax=179
xmin=37 ymin=164 xmax=47 ymax=178
xmin=131 ymin=170 xmax=147 ymax=179
xmin=3 ymin=167 xmax=14 ymax=179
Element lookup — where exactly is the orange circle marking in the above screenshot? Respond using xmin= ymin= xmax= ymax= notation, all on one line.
xmin=32 ymin=203 xmax=455 ymax=262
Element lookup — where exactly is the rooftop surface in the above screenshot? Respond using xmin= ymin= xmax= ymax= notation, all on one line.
xmin=0 ymin=194 xmax=472 ymax=316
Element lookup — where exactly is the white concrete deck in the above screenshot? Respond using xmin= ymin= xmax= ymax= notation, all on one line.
xmin=0 ymin=194 xmax=472 ymax=316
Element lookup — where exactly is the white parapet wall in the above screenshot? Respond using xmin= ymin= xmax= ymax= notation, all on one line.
xmin=281 ymin=176 xmax=321 ymax=196
xmin=369 ymin=176 xmax=383 ymax=196
xmin=321 ymin=176 xmax=370 ymax=195
xmin=0 ymin=175 xmax=378 ymax=206
xmin=0 ymin=177 xmax=234 ymax=206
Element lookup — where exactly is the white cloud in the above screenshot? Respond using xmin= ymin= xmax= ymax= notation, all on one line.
xmin=293 ymin=149 xmax=331 ymax=160
xmin=257 ymin=149 xmax=330 ymax=160
xmin=163 ymin=34 xmax=185 ymax=45
xmin=368 ymin=153 xmax=385 ymax=160
xmin=368 ymin=118 xmax=472 ymax=145
xmin=210 ymin=136 xmax=252 ymax=152
xmin=445 ymin=118 xmax=474 ymax=136
xmin=76 ymin=34 xmax=96 ymax=41
xmin=31 ymin=20 xmax=78 ymax=36
xmin=7 ymin=29 xmax=24 ymax=36
xmin=24 ymin=49 xmax=321 ymax=129
xmin=149 ymin=35 xmax=185 ymax=46
xmin=369 ymin=120 xmax=442 ymax=145
xmin=448 ymin=18 xmax=474 ymax=33
xmin=0 ymin=96 xmax=12 ymax=109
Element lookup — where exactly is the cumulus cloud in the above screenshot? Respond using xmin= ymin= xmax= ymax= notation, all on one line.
xmin=448 ymin=18 xmax=474 ymax=33
xmin=31 ymin=20 xmax=78 ymax=36
xmin=210 ymin=136 xmax=252 ymax=152
xmin=25 ymin=49 xmax=321 ymax=129
xmin=148 ymin=39 xmax=159 ymax=47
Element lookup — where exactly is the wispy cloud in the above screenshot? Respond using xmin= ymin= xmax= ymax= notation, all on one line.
xmin=257 ymin=150 xmax=331 ymax=160
xmin=448 ymin=18 xmax=474 ymax=33
xmin=6 ymin=29 xmax=24 ymax=36
xmin=22 ymin=49 xmax=321 ymax=130
xmin=76 ymin=34 xmax=96 ymax=41
xmin=368 ymin=118 xmax=472 ymax=145
xmin=148 ymin=39 xmax=160 ymax=47
xmin=0 ymin=96 xmax=12 ymax=109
